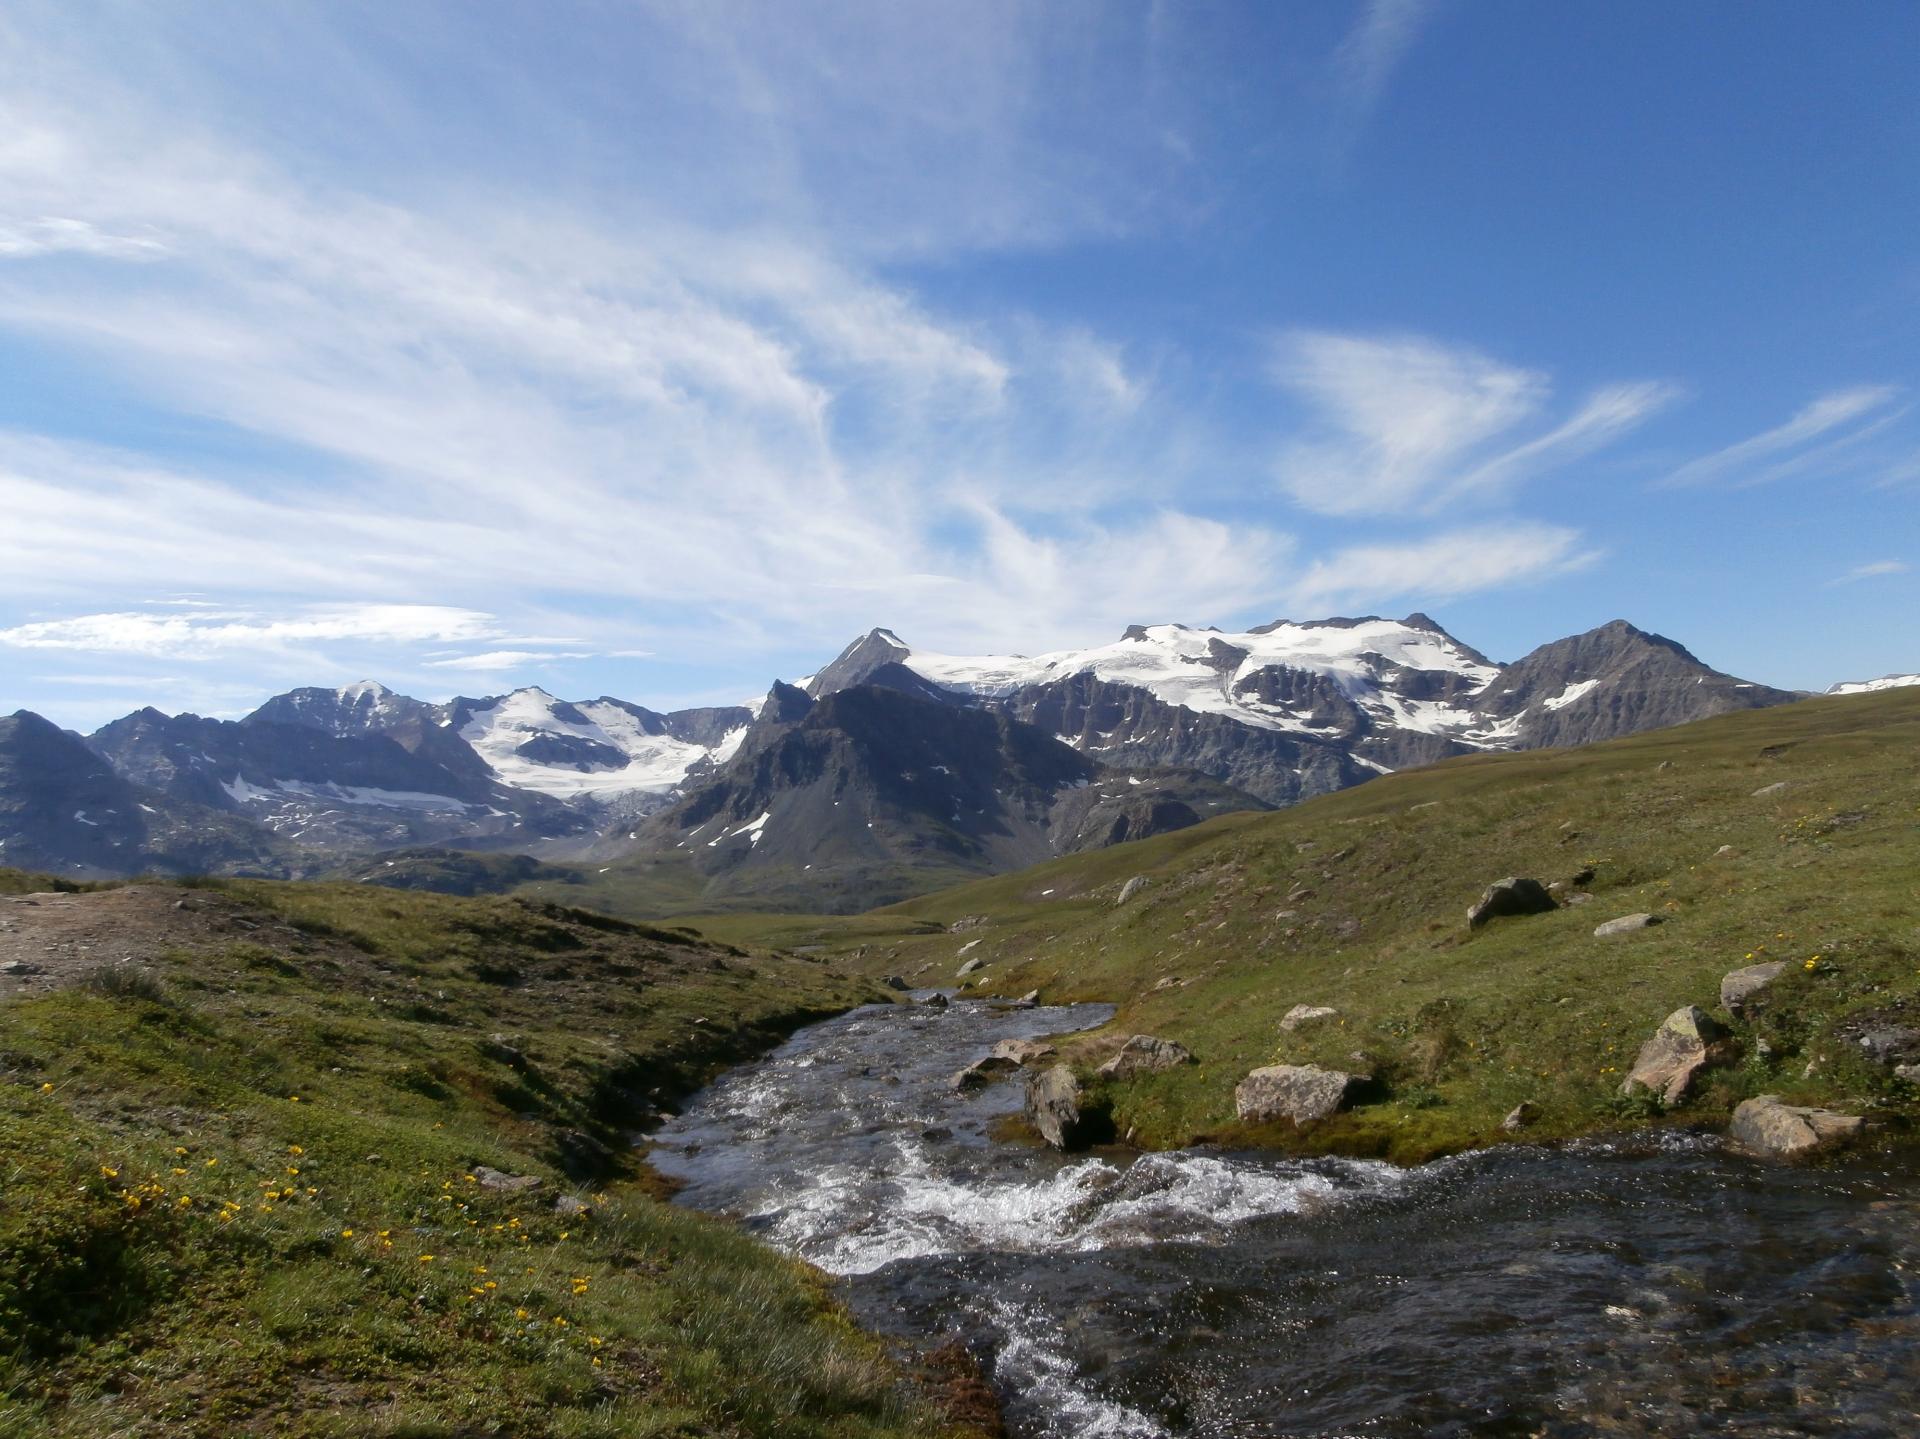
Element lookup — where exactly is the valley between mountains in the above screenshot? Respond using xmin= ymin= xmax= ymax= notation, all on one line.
xmin=2 ymin=612 xmax=1841 ymax=915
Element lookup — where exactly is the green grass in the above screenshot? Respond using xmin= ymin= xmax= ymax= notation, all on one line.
xmin=0 ymin=880 xmax=977 ymax=1438
xmin=709 ymin=689 xmax=1920 ymax=1162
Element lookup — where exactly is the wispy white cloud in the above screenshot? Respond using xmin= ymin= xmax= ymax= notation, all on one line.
xmin=423 ymin=650 xmax=590 ymax=672
xmin=1271 ymin=331 xmax=1674 ymax=516
xmin=0 ymin=605 xmax=501 ymax=658
xmin=0 ymin=215 xmax=166 ymax=260
xmin=1335 ymin=0 xmax=1437 ymax=110
xmin=1286 ymin=523 xmax=1594 ymax=612
xmin=1828 ymin=559 xmax=1909 ymax=586
xmin=1665 ymin=386 xmax=1904 ymax=487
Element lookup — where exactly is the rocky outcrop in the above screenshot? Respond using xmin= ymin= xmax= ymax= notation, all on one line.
xmin=1280 ymin=1004 xmax=1339 ymax=1032
xmin=1729 ymin=1096 xmax=1862 ymax=1158
xmin=1623 ymin=1006 xmax=1737 ymax=1105
xmin=1720 ymin=960 xmax=1787 ymax=1017
xmin=1594 ymin=913 xmax=1662 ymax=937
xmin=1234 ymin=1065 xmax=1357 ymax=1126
xmin=1026 ymin=1065 xmax=1090 ymax=1149
xmin=1467 ymin=877 xmax=1555 ymax=928
xmin=1095 ymin=1035 xmax=1194 ymax=1080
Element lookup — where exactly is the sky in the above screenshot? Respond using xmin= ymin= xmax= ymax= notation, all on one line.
xmin=2 ymin=0 xmax=1917 ymax=730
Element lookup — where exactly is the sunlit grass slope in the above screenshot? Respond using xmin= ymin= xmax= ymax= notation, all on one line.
xmin=0 ymin=880 xmax=976 ymax=1438
xmin=705 ymin=690 xmax=1920 ymax=1162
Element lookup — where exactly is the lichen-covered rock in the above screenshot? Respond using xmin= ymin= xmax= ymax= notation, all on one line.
xmin=1622 ymin=1006 xmax=1737 ymax=1105
xmin=1280 ymin=1004 xmax=1339 ymax=1032
xmin=1234 ymin=1065 xmax=1356 ymax=1126
xmin=1096 ymin=1035 xmax=1194 ymax=1080
xmin=1720 ymin=960 xmax=1787 ymax=1017
xmin=1729 ymin=1096 xmax=1862 ymax=1157
xmin=1026 ymin=1065 xmax=1088 ymax=1149
xmin=1466 ymin=877 xmax=1555 ymax=928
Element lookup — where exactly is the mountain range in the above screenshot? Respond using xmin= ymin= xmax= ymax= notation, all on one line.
xmin=0 ymin=613 xmax=1834 ymax=906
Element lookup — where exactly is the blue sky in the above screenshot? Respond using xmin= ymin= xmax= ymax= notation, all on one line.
xmin=2 ymin=0 xmax=1915 ymax=729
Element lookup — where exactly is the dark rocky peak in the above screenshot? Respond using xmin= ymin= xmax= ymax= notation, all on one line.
xmin=808 ymin=628 xmax=912 ymax=697
xmin=760 ymin=680 xmax=816 ymax=726
xmin=246 ymin=681 xmax=434 ymax=736
xmin=659 ymin=704 xmax=755 ymax=748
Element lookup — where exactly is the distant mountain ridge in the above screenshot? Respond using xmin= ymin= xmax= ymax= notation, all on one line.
xmin=2 ymin=613 xmax=1813 ymax=887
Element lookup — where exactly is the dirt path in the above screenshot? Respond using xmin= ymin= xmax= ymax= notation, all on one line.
xmin=0 ymin=886 xmax=279 ymax=1001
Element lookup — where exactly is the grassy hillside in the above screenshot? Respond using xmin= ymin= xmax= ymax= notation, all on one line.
xmin=701 ymin=689 xmax=1920 ymax=1162
xmin=0 ymin=877 xmax=981 ymax=1438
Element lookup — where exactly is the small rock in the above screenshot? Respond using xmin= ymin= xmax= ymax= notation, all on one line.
xmin=1116 ymin=876 xmax=1149 ymax=906
xmin=1713 ymin=845 xmax=1739 ymax=859
xmin=956 ymin=958 xmax=985 ymax=978
xmin=554 ymin=1194 xmax=592 ymax=1217
xmin=989 ymin=1038 xmax=1056 ymax=1066
xmin=1895 ymin=1063 xmax=1920 ymax=1084
xmin=882 ymin=975 xmax=909 ymax=991
xmin=1026 ymin=1066 xmax=1090 ymax=1149
xmin=1467 ymin=877 xmax=1556 ymax=928
xmin=951 ymin=1055 xmax=1019 ymax=1092
xmin=1622 ymin=1006 xmax=1737 ymax=1105
xmin=1234 ymin=1065 xmax=1357 ymax=1126
xmin=1502 ymin=1101 xmax=1538 ymax=1133
xmin=1720 ymin=960 xmax=1788 ymax=1018
xmin=1729 ymin=1095 xmax=1862 ymax=1158
xmin=1096 ymin=1035 xmax=1194 ymax=1080
xmin=1751 ymin=781 xmax=1789 ymax=798
xmin=1594 ymin=913 xmax=1662 ymax=937
xmin=1149 ymin=975 xmax=1183 ymax=993
xmin=473 ymin=1165 xmax=542 ymax=1193
xmin=1279 ymin=1003 xmax=1339 ymax=1032
xmin=1835 ymin=1015 xmax=1920 ymax=1069
xmin=922 ymin=993 xmax=949 ymax=1009
xmin=0 ymin=960 xmax=44 ymax=976
xmin=1564 ymin=892 xmax=1594 ymax=906
xmin=1287 ymin=885 xmax=1315 ymax=904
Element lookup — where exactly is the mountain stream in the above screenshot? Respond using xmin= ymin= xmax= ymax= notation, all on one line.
xmin=646 ymin=997 xmax=1920 ymax=1438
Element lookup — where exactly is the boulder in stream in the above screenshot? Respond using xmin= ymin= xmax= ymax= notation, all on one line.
xmin=1234 ymin=1065 xmax=1356 ymax=1126
xmin=950 ymin=1055 xmax=1019 ymax=1092
xmin=1026 ymin=1065 xmax=1090 ymax=1149
xmin=989 ymin=1037 xmax=1056 ymax=1066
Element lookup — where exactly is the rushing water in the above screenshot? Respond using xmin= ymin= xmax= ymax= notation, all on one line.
xmin=647 ymin=997 xmax=1920 ymax=1438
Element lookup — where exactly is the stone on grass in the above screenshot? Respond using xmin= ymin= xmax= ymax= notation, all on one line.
xmin=882 ymin=975 xmax=909 ymax=991
xmin=1026 ymin=1065 xmax=1089 ymax=1149
xmin=1116 ymin=876 xmax=1149 ymax=906
xmin=1729 ymin=1096 xmax=1862 ymax=1158
xmin=1096 ymin=1035 xmax=1194 ymax=1080
xmin=1280 ymin=1004 xmax=1339 ymax=1032
xmin=1622 ymin=1006 xmax=1737 ymax=1105
xmin=1720 ymin=961 xmax=1787 ymax=1018
xmin=1594 ymin=913 xmax=1662 ymax=938
xmin=1466 ymin=877 xmax=1556 ymax=929
xmin=1502 ymin=1101 xmax=1538 ymax=1133
xmin=554 ymin=1194 xmax=593 ymax=1217
xmin=1751 ymin=781 xmax=1789 ymax=798
xmin=1234 ymin=1065 xmax=1357 ymax=1126
xmin=956 ymin=957 xmax=985 ymax=978
xmin=473 ymin=1165 xmax=542 ymax=1193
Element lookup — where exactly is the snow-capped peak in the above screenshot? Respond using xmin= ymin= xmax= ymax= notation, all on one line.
xmin=1828 ymin=673 xmax=1920 ymax=695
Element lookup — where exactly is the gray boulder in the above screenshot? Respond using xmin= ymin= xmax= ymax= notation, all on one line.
xmin=956 ymin=957 xmax=985 ymax=978
xmin=1234 ymin=1065 xmax=1357 ymax=1126
xmin=1116 ymin=875 xmax=1150 ymax=906
xmin=1622 ymin=1006 xmax=1737 ymax=1105
xmin=1720 ymin=960 xmax=1787 ymax=1018
xmin=1026 ymin=1065 xmax=1089 ymax=1149
xmin=1096 ymin=1035 xmax=1194 ymax=1080
xmin=1501 ymin=1101 xmax=1538 ymax=1133
xmin=1729 ymin=1095 xmax=1862 ymax=1158
xmin=922 ymin=992 xmax=949 ymax=1010
xmin=882 ymin=975 xmax=909 ymax=991
xmin=1834 ymin=1014 xmax=1920 ymax=1069
xmin=1751 ymin=781 xmax=1789 ymax=797
xmin=1467 ymin=877 xmax=1556 ymax=928
xmin=1595 ymin=913 xmax=1663 ymax=938
xmin=1279 ymin=1004 xmax=1339 ymax=1032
